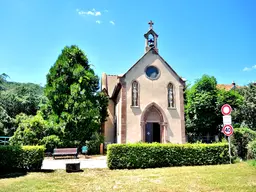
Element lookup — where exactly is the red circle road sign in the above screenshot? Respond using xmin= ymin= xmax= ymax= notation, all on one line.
xmin=222 ymin=124 xmax=234 ymax=136
xmin=221 ymin=104 xmax=232 ymax=116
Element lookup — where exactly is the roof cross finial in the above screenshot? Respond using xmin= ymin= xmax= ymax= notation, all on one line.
xmin=148 ymin=20 xmax=154 ymax=29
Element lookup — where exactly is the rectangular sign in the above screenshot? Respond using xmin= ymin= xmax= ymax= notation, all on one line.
xmin=223 ymin=115 xmax=232 ymax=125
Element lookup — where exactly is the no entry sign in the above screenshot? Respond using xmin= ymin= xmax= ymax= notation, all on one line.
xmin=221 ymin=104 xmax=232 ymax=116
xmin=222 ymin=124 xmax=234 ymax=137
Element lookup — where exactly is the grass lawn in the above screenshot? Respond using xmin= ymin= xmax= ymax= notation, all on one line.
xmin=0 ymin=162 xmax=255 ymax=192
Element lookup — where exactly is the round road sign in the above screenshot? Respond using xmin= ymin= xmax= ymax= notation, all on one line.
xmin=221 ymin=104 xmax=232 ymax=116
xmin=222 ymin=124 xmax=234 ymax=137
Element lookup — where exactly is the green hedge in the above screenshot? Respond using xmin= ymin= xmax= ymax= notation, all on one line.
xmin=247 ymin=140 xmax=256 ymax=159
xmin=231 ymin=128 xmax=256 ymax=159
xmin=107 ymin=143 xmax=230 ymax=169
xmin=0 ymin=145 xmax=45 ymax=172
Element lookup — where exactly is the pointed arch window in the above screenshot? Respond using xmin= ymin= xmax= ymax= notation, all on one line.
xmin=131 ymin=81 xmax=139 ymax=106
xmin=167 ymin=83 xmax=175 ymax=108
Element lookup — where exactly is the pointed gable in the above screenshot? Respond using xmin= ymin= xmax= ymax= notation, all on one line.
xmin=122 ymin=48 xmax=185 ymax=86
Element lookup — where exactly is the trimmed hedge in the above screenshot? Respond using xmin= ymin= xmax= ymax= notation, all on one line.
xmin=231 ymin=128 xmax=256 ymax=159
xmin=247 ymin=140 xmax=256 ymax=159
xmin=107 ymin=143 xmax=230 ymax=169
xmin=0 ymin=145 xmax=45 ymax=172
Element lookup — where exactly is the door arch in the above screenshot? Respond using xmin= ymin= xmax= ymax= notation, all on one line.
xmin=140 ymin=102 xmax=167 ymax=143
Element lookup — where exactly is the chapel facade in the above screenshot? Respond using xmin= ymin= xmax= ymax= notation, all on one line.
xmin=101 ymin=21 xmax=186 ymax=144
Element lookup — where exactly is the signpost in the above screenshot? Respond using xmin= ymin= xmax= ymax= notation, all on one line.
xmin=221 ymin=104 xmax=233 ymax=164
xmin=221 ymin=104 xmax=232 ymax=116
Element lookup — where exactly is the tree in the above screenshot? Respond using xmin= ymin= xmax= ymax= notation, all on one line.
xmin=0 ymin=73 xmax=8 ymax=90
xmin=185 ymin=74 xmax=243 ymax=142
xmin=185 ymin=75 xmax=218 ymax=139
xmin=44 ymin=45 xmax=108 ymax=146
xmin=9 ymin=113 xmax=63 ymax=151
xmin=238 ymin=83 xmax=256 ymax=130
xmin=0 ymin=82 xmax=44 ymax=135
xmin=216 ymin=89 xmax=243 ymax=128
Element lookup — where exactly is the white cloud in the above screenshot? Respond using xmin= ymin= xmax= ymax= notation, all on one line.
xmin=243 ymin=67 xmax=252 ymax=72
xmin=77 ymin=8 xmax=101 ymax=16
xmin=110 ymin=20 xmax=115 ymax=25
xmin=243 ymin=65 xmax=256 ymax=72
xmin=104 ymin=9 xmax=109 ymax=12
xmin=96 ymin=20 xmax=101 ymax=24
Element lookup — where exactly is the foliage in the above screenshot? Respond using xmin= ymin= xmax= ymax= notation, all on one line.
xmin=0 ymin=106 xmax=13 ymax=135
xmin=40 ymin=135 xmax=62 ymax=152
xmin=0 ymin=81 xmax=44 ymax=135
xmin=185 ymin=74 xmax=243 ymax=140
xmin=21 ymin=145 xmax=45 ymax=170
xmin=0 ymin=82 xmax=44 ymax=117
xmin=10 ymin=113 xmax=63 ymax=152
xmin=44 ymin=45 xmax=108 ymax=146
xmin=9 ymin=114 xmax=49 ymax=145
xmin=216 ymin=89 xmax=243 ymax=127
xmin=0 ymin=145 xmax=22 ymax=172
xmin=185 ymin=75 xmax=219 ymax=137
xmin=0 ymin=145 xmax=45 ymax=172
xmin=107 ymin=143 xmax=230 ymax=169
xmin=237 ymin=83 xmax=256 ymax=130
xmin=231 ymin=128 xmax=256 ymax=159
xmin=85 ymin=132 xmax=104 ymax=155
xmin=247 ymin=160 xmax=256 ymax=167
xmin=0 ymin=73 xmax=9 ymax=90
xmin=247 ymin=140 xmax=256 ymax=159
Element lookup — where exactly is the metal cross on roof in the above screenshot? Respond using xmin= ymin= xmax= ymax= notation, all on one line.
xmin=148 ymin=20 xmax=154 ymax=29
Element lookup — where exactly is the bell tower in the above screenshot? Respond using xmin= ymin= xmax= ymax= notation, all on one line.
xmin=144 ymin=20 xmax=158 ymax=53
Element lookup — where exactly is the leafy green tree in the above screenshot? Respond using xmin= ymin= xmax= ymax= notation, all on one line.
xmin=0 ymin=84 xmax=43 ymax=117
xmin=238 ymin=83 xmax=256 ymax=130
xmin=0 ymin=73 xmax=8 ymax=90
xmin=44 ymin=45 xmax=108 ymax=146
xmin=216 ymin=89 xmax=243 ymax=128
xmin=185 ymin=75 xmax=218 ymax=138
xmin=10 ymin=113 xmax=63 ymax=148
xmin=185 ymin=75 xmax=244 ymax=142
xmin=0 ymin=82 xmax=44 ymax=135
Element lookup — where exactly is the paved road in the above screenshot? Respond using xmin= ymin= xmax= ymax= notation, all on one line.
xmin=41 ymin=156 xmax=107 ymax=170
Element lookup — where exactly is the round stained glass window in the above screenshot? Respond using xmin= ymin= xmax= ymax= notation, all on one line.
xmin=145 ymin=66 xmax=160 ymax=80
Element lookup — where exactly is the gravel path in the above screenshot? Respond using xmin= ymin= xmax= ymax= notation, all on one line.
xmin=41 ymin=156 xmax=107 ymax=170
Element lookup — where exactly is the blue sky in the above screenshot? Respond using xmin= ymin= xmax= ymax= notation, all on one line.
xmin=0 ymin=0 xmax=255 ymax=87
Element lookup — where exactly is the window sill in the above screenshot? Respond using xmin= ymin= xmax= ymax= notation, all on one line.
xmin=131 ymin=105 xmax=140 ymax=108
xmin=167 ymin=107 xmax=176 ymax=110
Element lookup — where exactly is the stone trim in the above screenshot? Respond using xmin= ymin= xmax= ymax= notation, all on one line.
xmin=140 ymin=103 xmax=168 ymax=143
xmin=120 ymin=79 xmax=127 ymax=143
xmin=179 ymin=85 xmax=186 ymax=143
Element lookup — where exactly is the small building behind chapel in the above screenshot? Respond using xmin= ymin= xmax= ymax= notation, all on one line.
xmin=101 ymin=21 xmax=186 ymax=144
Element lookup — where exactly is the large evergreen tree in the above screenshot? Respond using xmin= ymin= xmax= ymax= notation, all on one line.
xmin=44 ymin=45 xmax=108 ymax=146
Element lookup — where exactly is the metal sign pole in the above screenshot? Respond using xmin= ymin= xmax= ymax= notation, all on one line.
xmin=228 ymin=136 xmax=232 ymax=164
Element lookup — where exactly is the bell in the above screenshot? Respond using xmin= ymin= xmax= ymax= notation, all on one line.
xmin=148 ymin=38 xmax=154 ymax=43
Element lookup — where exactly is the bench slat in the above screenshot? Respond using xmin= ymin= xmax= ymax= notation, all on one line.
xmin=53 ymin=148 xmax=78 ymax=159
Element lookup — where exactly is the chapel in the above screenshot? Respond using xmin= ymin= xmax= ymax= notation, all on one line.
xmin=101 ymin=21 xmax=186 ymax=144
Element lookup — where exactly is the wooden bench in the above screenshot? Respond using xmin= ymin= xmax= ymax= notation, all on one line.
xmin=52 ymin=148 xmax=78 ymax=159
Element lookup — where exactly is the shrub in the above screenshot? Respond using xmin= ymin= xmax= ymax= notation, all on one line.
xmin=247 ymin=140 xmax=256 ymax=159
xmin=0 ymin=145 xmax=23 ymax=172
xmin=231 ymin=128 xmax=256 ymax=159
xmin=40 ymin=135 xmax=62 ymax=152
xmin=9 ymin=114 xmax=48 ymax=146
xmin=107 ymin=143 xmax=230 ymax=169
xmin=0 ymin=145 xmax=45 ymax=173
xmin=85 ymin=132 xmax=104 ymax=155
xmin=21 ymin=146 xmax=46 ymax=170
